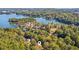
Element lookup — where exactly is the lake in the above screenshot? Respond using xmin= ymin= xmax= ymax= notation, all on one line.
xmin=0 ymin=14 xmax=60 ymax=28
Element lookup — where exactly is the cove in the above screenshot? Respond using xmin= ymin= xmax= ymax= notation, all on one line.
xmin=0 ymin=14 xmax=60 ymax=28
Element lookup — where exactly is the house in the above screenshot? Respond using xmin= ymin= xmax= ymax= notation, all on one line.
xmin=24 ymin=22 xmax=35 ymax=28
xmin=27 ymin=39 xmax=31 ymax=42
xmin=50 ymin=28 xmax=57 ymax=33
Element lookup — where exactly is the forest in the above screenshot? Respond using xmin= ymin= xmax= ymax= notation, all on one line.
xmin=0 ymin=8 xmax=79 ymax=50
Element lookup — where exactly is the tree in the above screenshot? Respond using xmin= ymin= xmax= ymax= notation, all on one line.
xmin=64 ymin=36 xmax=72 ymax=44
xmin=43 ymin=42 xmax=49 ymax=49
xmin=49 ymin=42 xmax=60 ymax=50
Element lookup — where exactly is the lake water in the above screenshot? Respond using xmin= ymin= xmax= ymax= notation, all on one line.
xmin=0 ymin=14 xmax=59 ymax=28
xmin=35 ymin=18 xmax=59 ymax=24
